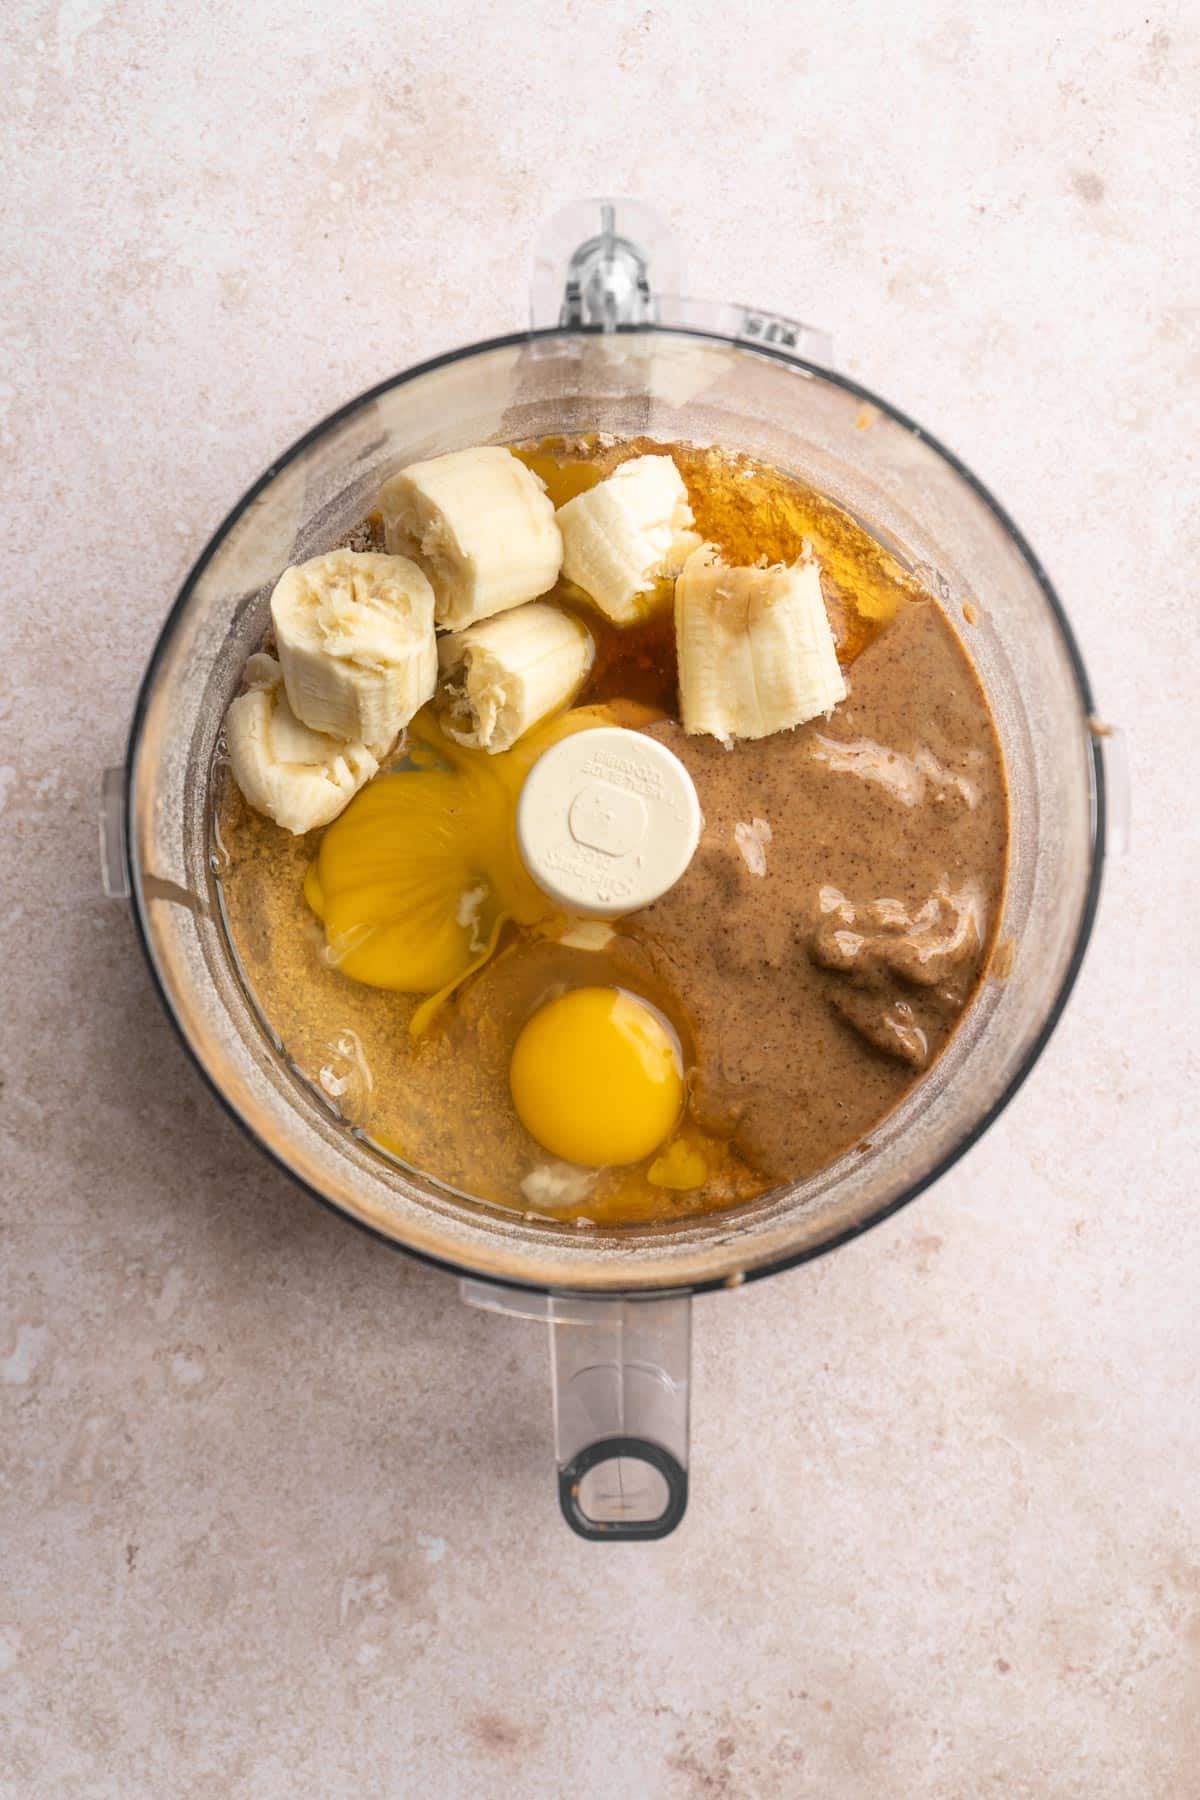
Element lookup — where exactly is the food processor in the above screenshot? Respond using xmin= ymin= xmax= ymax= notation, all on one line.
xmin=100 ymin=200 xmax=1112 ymax=1539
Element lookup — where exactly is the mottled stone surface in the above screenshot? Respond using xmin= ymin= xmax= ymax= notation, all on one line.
xmin=1 ymin=2 xmax=1196 ymax=1794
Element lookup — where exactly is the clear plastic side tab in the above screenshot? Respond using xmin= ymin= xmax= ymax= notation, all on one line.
xmin=99 ymin=766 xmax=131 ymax=899
xmin=530 ymin=199 xmax=832 ymax=367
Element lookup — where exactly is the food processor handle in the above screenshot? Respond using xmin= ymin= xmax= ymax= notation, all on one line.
xmin=530 ymin=197 xmax=834 ymax=366
xmin=460 ymin=1281 xmax=692 ymax=1540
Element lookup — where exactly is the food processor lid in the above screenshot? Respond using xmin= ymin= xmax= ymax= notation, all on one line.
xmin=516 ymin=726 xmax=701 ymax=916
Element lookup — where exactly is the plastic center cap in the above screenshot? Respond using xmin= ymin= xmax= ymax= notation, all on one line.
xmin=517 ymin=726 xmax=702 ymax=917
xmin=568 ymin=782 xmax=647 ymax=858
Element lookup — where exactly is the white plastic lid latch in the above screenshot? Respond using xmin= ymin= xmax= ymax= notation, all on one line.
xmin=516 ymin=727 xmax=702 ymax=918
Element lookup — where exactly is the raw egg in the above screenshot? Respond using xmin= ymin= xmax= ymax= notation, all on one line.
xmin=509 ymin=986 xmax=683 ymax=1168
xmin=305 ymin=704 xmax=612 ymax=1023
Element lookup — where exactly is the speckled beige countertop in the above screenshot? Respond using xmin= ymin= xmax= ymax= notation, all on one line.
xmin=2 ymin=2 xmax=1196 ymax=1795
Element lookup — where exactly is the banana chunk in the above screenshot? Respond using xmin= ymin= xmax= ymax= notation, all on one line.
xmin=225 ymin=655 xmax=378 ymax=835
xmin=437 ymin=602 xmax=593 ymax=754
xmin=378 ymin=447 xmax=562 ymax=630
xmin=676 ymin=546 xmax=846 ymax=742
xmin=270 ymin=549 xmax=436 ymax=755
xmin=557 ymin=453 xmax=700 ymax=626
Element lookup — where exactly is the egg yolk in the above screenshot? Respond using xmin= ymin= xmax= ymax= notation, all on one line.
xmin=509 ymin=987 xmax=683 ymax=1168
xmin=305 ymin=705 xmax=613 ymax=1024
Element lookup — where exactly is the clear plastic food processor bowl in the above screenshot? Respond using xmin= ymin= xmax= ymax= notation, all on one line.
xmin=101 ymin=203 xmax=1114 ymax=1538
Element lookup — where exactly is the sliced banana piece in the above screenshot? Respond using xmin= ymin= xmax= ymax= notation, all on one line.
xmin=378 ymin=446 xmax=562 ymax=630
xmin=556 ymin=453 xmax=700 ymax=626
xmin=270 ymin=549 xmax=436 ymax=755
xmin=437 ymin=601 xmax=594 ymax=754
xmin=676 ymin=546 xmax=846 ymax=742
xmin=225 ymin=655 xmax=378 ymax=835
